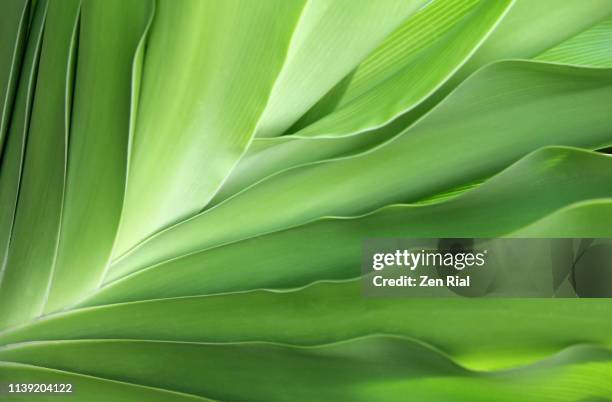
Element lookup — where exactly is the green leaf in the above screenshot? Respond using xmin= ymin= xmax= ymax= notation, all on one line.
xmin=111 ymin=61 xmax=612 ymax=278
xmin=0 ymin=0 xmax=80 ymax=330
xmin=402 ymin=0 xmax=612 ymax=130
xmin=217 ymin=0 xmax=612 ymax=205
xmin=3 ymin=280 xmax=612 ymax=370
xmin=254 ymin=0 xmax=428 ymax=138
xmin=212 ymin=0 xmax=512 ymax=205
xmin=513 ymin=199 xmax=612 ymax=237
xmin=536 ymin=18 xmax=612 ymax=67
xmin=458 ymin=0 xmax=612 ymax=78
xmin=82 ymin=147 xmax=612 ymax=306
xmin=290 ymin=0 xmax=511 ymax=139
xmin=2 ymin=2 xmax=612 ymax=399
xmin=1 ymin=338 xmax=611 ymax=401
xmin=0 ymin=0 xmax=46 ymax=291
xmin=0 ymin=0 xmax=29 ymax=153
xmin=42 ymin=0 xmax=154 ymax=314
xmin=112 ymin=0 xmax=309 ymax=256
xmin=209 ymin=115 xmax=409 ymax=206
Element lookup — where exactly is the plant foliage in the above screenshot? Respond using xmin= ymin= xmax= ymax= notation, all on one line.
xmin=1 ymin=0 xmax=612 ymax=400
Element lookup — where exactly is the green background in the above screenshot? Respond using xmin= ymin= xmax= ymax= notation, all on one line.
xmin=1 ymin=0 xmax=612 ymax=400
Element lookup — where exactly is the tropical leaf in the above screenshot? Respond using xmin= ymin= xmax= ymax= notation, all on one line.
xmin=515 ymin=199 xmax=612 ymax=236
xmin=0 ymin=0 xmax=45 ymax=291
xmin=456 ymin=0 xmax=612 ymax=78
xmin=1 ymin=1 xmax=612 ymax=401
xmin=0 ymin=0 xmax=79 ymax=329
xmin=78 ymin=147 xmax=612 ymax=305
xmin=0 ymin=0 xmax=29 ymax=153
xmin=42 ymin=0 xmax=154 ymax=314
xmin=2 ymin=337 xmax=612 ymax=402
xmin=536 ymin=17 xmax=612 ymax=67
xmin=211 ymin=0 xmax=512 ymax=204
xmin=212 ymin=0 xmax=612 ymax=206
xmin=113 ymin=0 xmax=308 ymax=255
xmin=3 ymin=278 xmax=612 ymax=372
xmin=111 ymin=61 xmax=612 ymax=277
xmin=253 ymin=0 xmax=429 ymax=138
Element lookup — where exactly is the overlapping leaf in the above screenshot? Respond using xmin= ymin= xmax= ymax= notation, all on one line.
xmin=42 ymin=0 xmax=154 ymax=314
xmin=211 ymin=0 xmax=512 ymax=205
xmin=254 ymin=0 xmax=428 ymax=138
xmin=0 ymin=0 xmax=79 ymax=329
xmin=0 ymin=0 xmax=45 ymax=295
xmin=1 ymin=0 xmax=612 ymax=400
xmin=111 ymin=61 xmax=612 ymax=278
xmin=2 ymin=337 xmax=612 ymax=402
xmin=212 ymin=0 xmax=612 ymax=206
xmin=0 ymin=0 xmax=29 ymax=153
xmin=80 ymin=147 xmax=612 ymax=305
xmin=113 ymin=0 xmax=308 ymax=256
xmin=536 ymin=18 xmax=612 ymax=67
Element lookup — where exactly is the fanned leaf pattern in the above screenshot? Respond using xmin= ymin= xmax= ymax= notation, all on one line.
xmin=1 ymin=0 xmax=612 ymax=400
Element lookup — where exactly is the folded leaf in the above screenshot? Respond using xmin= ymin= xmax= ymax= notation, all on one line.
xmin=111 ymin=61 xmax=612 ymax=278
xmin=212 ymin=0 xmax=512 ymax=205
xmin=0 ymin=0 xmax=46 ymax=293
xmin=3 ymin=280 xmax=612 ymax=370
xmin=0 ymin=0 xmax=79 ymax=329
xmin=2 ymin=338 xmax=611 ymax=401
xmin=254 ymin=0 xmax=428 ymax=138
xmin=217 ymin=0 xmax=612 ymax=204
xmin=210 ymin=115 xmax=407 ymax=206
xmin=536 ymin=18 xmax=612 ymax=67
xmin=458 ymin=0 xmax=612 ymax=79
xmin=292 ymin=0 xmax=511 ymax=139
xmin=513 ymin=199 xmax=612 ymax=237
xmin=113 ymin=0 xmax=309 ymax=256
xmin=85 ymin=148 xmax=612 ymax=305
xmin=1 ymin=3 xmax=612 ymax=399
xmin=42 ymin=0 xmax=154 ymax=314
xmin=0 ymin=0 xmax=29 ymax=153
xmin=402 ymin=0 xmax=612 ymax=130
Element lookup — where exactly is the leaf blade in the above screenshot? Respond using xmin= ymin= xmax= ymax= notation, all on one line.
xmin=0 ymin=0 xmax=80 ymax=329
xmin=111 ymin=61 xmax=612 ymax=278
